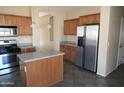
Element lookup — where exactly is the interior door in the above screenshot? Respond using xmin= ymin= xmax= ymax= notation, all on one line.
xmin=84 ymin=25 xmax=99 ymax=72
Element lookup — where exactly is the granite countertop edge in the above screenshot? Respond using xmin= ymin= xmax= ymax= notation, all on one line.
xmin=18 ymin=51 xmax=64 ymax=63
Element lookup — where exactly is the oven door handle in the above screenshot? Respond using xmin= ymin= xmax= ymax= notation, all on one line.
xmin=0 ymin=53 xmax=17 ymax=57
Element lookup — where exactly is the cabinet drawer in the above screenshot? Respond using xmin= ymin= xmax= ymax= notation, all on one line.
xmin=21 ymin=48 xmax=36 ymax=54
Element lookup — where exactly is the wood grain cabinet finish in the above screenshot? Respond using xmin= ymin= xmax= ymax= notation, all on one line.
xmin=64 ymin=18 xmax=79 ymax=35
xmin=0 ymin=14 xmax=32 ymax=36
xmin=21 ymin=55 xmax=63 ymax=87
xmin=79 ymin=13 xmax=100 ymax=25
xmin=21 ymin=48 xmax=36 ymax=54
xmin=64 ymin=20 xmax=70 ymax=35
xmin=0 ymin=15 xmax=5 ymax=24
xmin=4 ymin=15 xmax=17 ymax=26
xmin=60 ymin=44 xmax=77 ymax=64
xmin=17 ymin=16 xmax=32 ymax=35
xmin=70 ymin=46 xmax=77 ymax=64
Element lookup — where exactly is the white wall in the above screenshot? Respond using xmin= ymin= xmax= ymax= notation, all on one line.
xmin=63 ymin=6 xmax=101 ymax=42
xmin=0 ymin=6 xmax=32 ymax=44
xmin=0 ymin=6 xmax=31 ymax=16
xmin=106 ymin=7 xmax=124 ymax=75
xmin=31 ymin=6 xmax=66 ymax=51
xmin=97 ymin=7 xmax=111 ymax=77
xmin=97 ymin=6 xmax=124 ymax=77
xmin=66 ymin=6 xmax=101 ymax=19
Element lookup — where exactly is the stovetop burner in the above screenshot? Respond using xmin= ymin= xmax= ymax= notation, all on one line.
xmin=0 ymin=40 xmax=21 ymax=55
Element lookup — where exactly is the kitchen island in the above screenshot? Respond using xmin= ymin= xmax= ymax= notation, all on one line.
xmin=18 ymin=50 xmax=64 ymax=87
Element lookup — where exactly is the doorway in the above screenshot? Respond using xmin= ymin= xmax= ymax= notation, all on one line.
xmin=117 ymin=16 xmax=124 ymax=67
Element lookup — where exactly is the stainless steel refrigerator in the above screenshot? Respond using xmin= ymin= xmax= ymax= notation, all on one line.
xmin=76 ymin=24 xmax=99 ymax=72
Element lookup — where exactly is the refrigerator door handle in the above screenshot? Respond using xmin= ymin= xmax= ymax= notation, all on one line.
xmin=82 ymin=36 xmax=85 ymax=47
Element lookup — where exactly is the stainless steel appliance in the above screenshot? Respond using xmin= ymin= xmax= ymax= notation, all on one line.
xmin=76 ymin=24 xmax=99 ymax=72
xmin=0 ymin=40 xmax=21 ymax=75
xmin=0 ymin=26 xmax=17 ymax=37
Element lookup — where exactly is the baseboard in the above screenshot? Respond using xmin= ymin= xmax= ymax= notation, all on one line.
xmin=105 ymin=66 xmax=117 ymax=77
xmin=96 ymin=72 xmax=107 ymax=77
xmin=97 ymin=66 xmax=117 ymax=77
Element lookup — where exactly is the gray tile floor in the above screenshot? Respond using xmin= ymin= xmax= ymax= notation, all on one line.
xmin=51 ymin=61 xmax=124 ymax=87
xmin=0 ymin=61 xmax=124 ymax=87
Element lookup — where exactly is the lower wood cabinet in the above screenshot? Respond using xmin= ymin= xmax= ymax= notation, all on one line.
xmin=70 ymin=46 xmax=77 ymax=64
xmin=60 ymin=44 xmax=77 ymax=64
xmin=19 ymin=55 xmax=63 ymax=87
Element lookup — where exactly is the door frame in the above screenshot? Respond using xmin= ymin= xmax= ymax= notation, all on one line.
xmin=116 ymin=16 xmax=124 ymax=67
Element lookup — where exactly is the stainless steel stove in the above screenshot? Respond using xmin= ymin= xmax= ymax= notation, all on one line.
xmin=0 ymin=40 xmax=21 ymax=75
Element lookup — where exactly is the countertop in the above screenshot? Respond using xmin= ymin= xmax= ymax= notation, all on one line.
xmin=60 ymin=41 xmax=77 ymax=47
xmin=18 ymin=50 xmax=64 ymax=63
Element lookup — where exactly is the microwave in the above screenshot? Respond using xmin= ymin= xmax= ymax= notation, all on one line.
xmin=0 ymin=26 xmax=17 ymax=37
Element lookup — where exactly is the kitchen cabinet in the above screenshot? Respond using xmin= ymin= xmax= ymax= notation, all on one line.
xmin=64 ymin=18 xmax=79 ymax=35
xmin=64 ymin=13 xmax=100 ymax=35
xmin=0 ymin=15 xmax=5 ymax=24
xmin=19 ymin=54 xmax=63 ymax=87
xmin=4 ymin=15 xmax=17 ymax=26
xmin=64 ymin=20 xmax=70 ymax=35
xmin=0 ymin=14 xmax=32 ymax=36
xmin=79 ymin=13 xmax=100 ymax=25
xmin=21 ymin=47 xmax=36 ymax=54
xmin=70 ymin=46 xmax=77 ymax=64
xmin=60 ymin=44 xmax=77 ymax=64
xmin=17 ymin=16 xmax=32 ymax=35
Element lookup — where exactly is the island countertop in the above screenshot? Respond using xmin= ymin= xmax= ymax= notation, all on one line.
xmin=18 ymin=50 xmax=64 ymax=63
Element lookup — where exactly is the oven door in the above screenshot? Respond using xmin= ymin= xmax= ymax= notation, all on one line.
xmin=0 ymin=53 xmax=19 ymax=70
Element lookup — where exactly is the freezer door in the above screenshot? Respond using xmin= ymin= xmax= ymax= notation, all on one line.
xmin=84 ymin=25 xmax=99 ymax=72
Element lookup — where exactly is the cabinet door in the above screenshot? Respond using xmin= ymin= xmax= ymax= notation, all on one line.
xmin=86 ymin=14 xmax=100 ymax=24
xmin=0 ymin=15 xmax=5 ymax=24
xmin=70 ymin=19 xmax=78 ymax=35
xmin=4 ymin=15 xmax=17 ymax=26
xmin=60 ymin=44 xmax=66 ymax=59
xmin=24 ymin=17 xmax=32 ymax=35
xmin=95 ymin=14 xmax=100 ymax=23
xmin=17 ymin=16 xmax=32 ymax=35
xmin=17 ymin=16 xmax=25 ymax=35
xmin=70 ymin=46 xmax=77 ymax=64
xmin=64 ymin=20 xmax=70 ymax=35
xmin=79 ymin=16 xmax=87 ymax=25
xmin=79 ymin=13 xmax=100 ymax=25
xmin=64 ymin=46 xmax=71 ymax=61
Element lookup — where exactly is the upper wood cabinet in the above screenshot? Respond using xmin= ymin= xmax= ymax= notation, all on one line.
xmin=17 ymin=16 xmax=32 ymax=35
xmin=64 ymin=13 xmax=100 ymax=35
xmin=25 ymin=17 xmax=32 ymax=35
xmin=64 ymin=20 xmax=70 ymax=35
xmin=79 ymin=13 xmax=100 ymax=25
xmin=0 ymin=15 xmax=5 ymax=24
xmin=4 ymin=15 xmax=17 ymax=25
xmin=0 ymin=14 xmax=32 ymax=36
xmin=64 ymin=18 xmax=79 ymax=35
